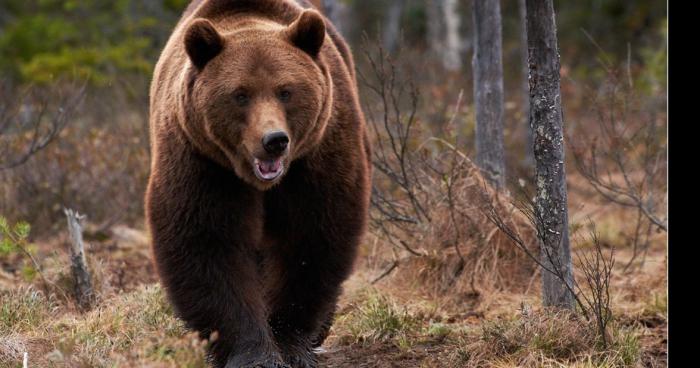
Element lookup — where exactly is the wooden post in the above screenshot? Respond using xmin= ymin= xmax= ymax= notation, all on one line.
xmin=64 ymin=208 xmax=94 ymax=310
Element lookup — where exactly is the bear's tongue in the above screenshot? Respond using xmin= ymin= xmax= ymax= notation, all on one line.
xmin=254 ymin=157 xmax=283 ymax=180
xmin=259 ymin=159 xmax=280 ymax=174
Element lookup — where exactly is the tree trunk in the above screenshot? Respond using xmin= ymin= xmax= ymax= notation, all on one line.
xmin=426 ymin=0 xmax=462 ymax=71
xmin=525 ymin=0 xmax=576 ymax=309
xmin=441 ymin=0 xmax=462 ymax=71
xmin=472 ymin=0 xmax=506 ymax=190
xmin=322 ymin=0 xmax=349 ymax=36
xmin=519 ymin=0 xmax=534 ymax=168
xmin=426 ymin=1 xmax=441 ymax=55
xmin=382 ymin=0 xmax=405 ymax=53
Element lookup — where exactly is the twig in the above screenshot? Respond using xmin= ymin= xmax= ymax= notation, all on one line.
xmin=371 ymin=260 xmax=399 ymax=284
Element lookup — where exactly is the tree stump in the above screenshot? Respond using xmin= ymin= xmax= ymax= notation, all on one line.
xmin=64 ymin=208 xmax=94 ymax=311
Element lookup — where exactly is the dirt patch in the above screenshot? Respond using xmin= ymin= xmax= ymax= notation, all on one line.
xmin=319 ymin=340 xmax=451 ymax=368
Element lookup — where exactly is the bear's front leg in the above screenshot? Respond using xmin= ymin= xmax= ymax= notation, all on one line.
xmin=147 ymin=155 xmax=288 ymax=368
xmin=267 ymin=270 xmax=341 ymax=368
xmin=265 ymin=231 xmax=360 ymax=368
xmin=262 ymin=162 xmax=368 ymax=368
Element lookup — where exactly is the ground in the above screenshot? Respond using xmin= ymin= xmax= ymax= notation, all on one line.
xmin=0 ymin=187 xmax=667 ymax=368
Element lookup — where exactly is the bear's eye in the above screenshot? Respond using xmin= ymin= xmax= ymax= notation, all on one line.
xmin=234 ymin=92 xmax=250 ymax=107
xmin=278 ymin=90 xmax=292 ymax=103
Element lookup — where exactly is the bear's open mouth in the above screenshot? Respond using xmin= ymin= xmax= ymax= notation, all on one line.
xmin=253 ymin=157 xmax=284 ymax=181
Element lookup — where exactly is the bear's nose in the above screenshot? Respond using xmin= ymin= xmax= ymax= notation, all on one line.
xmin=262 ymin=131 xmax=289 ymax=156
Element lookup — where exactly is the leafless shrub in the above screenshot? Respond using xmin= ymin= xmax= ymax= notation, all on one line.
xmin=575 ymin=225 xmax=614 ymax=348
xmin=0 ymin=82 xmax=85 ymax=171
xmin=359 ymin=42 xmax=428 ymax=258
xmin=360 ymin=41 xmax=536 ymax=294
xmin=568 ymin=52 xmax=666 ymax=271
xmin=0 ymin=91 xmax=149 ymax=236
xmin=486 ymin=191 xmax=615 ymax=346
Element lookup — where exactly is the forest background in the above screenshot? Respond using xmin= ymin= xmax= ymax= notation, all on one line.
xmin=0 ymin=1 xmax=667 ymax=367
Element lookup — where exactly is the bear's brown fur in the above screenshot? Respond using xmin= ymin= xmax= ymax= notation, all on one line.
xmin=146 ymin=1 xmax=370 ymax=367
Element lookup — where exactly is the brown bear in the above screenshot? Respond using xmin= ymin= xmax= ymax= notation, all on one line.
xmin=145 ymin=0 xmax=371 ymax=367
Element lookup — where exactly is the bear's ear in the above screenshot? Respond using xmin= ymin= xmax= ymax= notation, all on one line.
xmin=286 ymin=9 xmax=326 ymax=57
xmin=184 ymin=18 xmax=224 ymax=70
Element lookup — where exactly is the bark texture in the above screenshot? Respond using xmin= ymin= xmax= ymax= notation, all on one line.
xmin=382 ymin=0 xmax=405 ymax=53
xmin=472 ymin=0 xmax=506 ymax=189
xmin=322 ymin=0 xmax=349 ymax=36
xmin=427 ymin=0 xmax=462 ymax=71
xmin=525 ymin=0 xmax=576 ymax=309
xmin=441 ymin=0 xmax=462 ymax=71
xmin=519 ymin=0 xmax=535 ymax=168
xmin=64 ymin=208 xmax=94 ymax=311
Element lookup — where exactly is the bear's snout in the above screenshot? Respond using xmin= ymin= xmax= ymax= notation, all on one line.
xmin=262 ymin=130 xmax=290 ymax=156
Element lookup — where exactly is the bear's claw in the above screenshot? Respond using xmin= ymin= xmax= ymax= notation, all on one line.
xmin=226 ymin=354 xmax=291 ymax=368
xmin=282 ymin=350 xmax=317 ymax=368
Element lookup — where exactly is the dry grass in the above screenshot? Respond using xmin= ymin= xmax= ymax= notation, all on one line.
xmin=368 ymin=152 xmax=539 ymax=301
xmin=0 ymin=287 xmax=56 ymax=335
xmin=0 ymin=93 xmax=666 ymax=368
xmin=458 ymin=310 xmax=641 ymax=367
xmin=0 ymin=217 xmax=667 ymax=368
xmin=0 ymin=168 xmax=667 ymax=368
xmin=0 ymin=284 xmax=207 ymax=368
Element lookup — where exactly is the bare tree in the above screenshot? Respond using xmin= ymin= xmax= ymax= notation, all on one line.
xmin=525 ymin=0 xmax=575 ymax=309
xmin=425 ymin=0 xmax=463 ymax=72
xmin=426 ymin=0 xmax=462 ymax=71
xmin=443 ymin=0 xmax=462 ymax=71
xmin=0 ymin=83 xmax=85 ymax=171
xmin=518 ymin=0 xmax=534 ymax=168
xmin=382 ymin=0 xmax=405 ymax=54
xmin=472 ymin=0 xmax=506 ymax=190
xmin=426 ymin=2 xmax=440 ymax=61
xmin=322 ymin=0 xmax=349 ymax=36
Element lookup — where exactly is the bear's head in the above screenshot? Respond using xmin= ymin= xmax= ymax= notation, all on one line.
xmin=180 ymin=9 xmax=332 ymax=190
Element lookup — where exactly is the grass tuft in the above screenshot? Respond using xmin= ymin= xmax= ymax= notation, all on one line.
xmin=460 ymin=309 xmax=642 ymax=367
xmin=0 ymin=287 xmax=54 ymax=335
xmin=0 ymin=284 xmax=207 ymax=367
xmin=335 ymin=289 xmax=419 ymax=345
